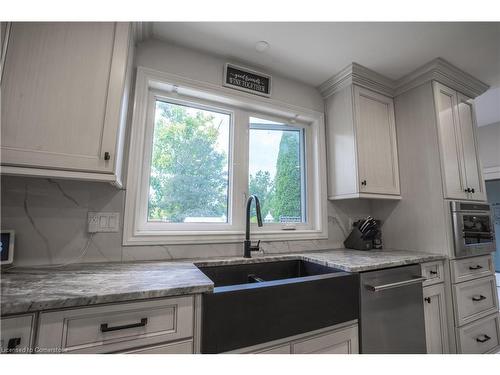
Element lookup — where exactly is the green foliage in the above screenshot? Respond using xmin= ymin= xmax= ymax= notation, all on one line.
xmin=149 ymin=103 xmax=302 ymax=225
xmin=271 ymin=132 xmax=301 ymax=220
xmin=249 ymin=131 xmax=302 ymax=223
xmin=249 ymin=170 xmax=274 ymax=220
xmin=148 ymin=102 xmax=228 ymax=222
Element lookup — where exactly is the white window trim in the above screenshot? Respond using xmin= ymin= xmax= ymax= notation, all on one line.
xmin=123 ymin=67 xmax=328 ymax=246
xmin=248 ymin=113 xmax=310 ymax=231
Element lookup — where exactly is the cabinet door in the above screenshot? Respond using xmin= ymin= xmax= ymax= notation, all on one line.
xmin=456 ymin=93 xmax=487 ymax=201
xmin=433 ymin=82 xmax=468 ymax=200
xmin=1 ymin=314 xmax=36 ymax=354
xmin=292 ymin=325 xmax=358 ymax=354
xmin=423 ymin=284 xmax=449 ymax=354
xmin=121 ymin=340 xmax=193 ymax=354
xmin=1 ymin=22 xmax=129 ymax=174
xmin=354 ymin=86 xmax=400 ymax=196
xmin=255 ymin=344 xmax=291 ymax=354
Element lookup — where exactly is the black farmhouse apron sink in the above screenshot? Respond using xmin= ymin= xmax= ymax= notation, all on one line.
xmin=197 ymin=259 xmax=359 ymax=353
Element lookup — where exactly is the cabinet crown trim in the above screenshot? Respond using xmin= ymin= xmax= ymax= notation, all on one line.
xmin=132 ymin=22 xmax=152 ymax=44
xmin=395 ymin=57 xmax=489 ymax=98
xmin=319 ymin=62 xmax=395 ymax=98
xmin=319 ymin=58 xmax=489 ymax=100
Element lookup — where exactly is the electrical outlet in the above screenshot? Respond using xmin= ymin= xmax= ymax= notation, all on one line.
xmin=87 ymin=212 xmax=119 ymax=233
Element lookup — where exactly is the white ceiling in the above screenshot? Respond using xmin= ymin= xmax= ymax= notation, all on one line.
xmin=152 ymin=22 xmax=500 ymax=88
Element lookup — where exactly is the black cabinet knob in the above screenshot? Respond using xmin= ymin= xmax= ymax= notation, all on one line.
xmin=361 ymin=180 xmax=367 ymax=186
xmin=104 ymin=152 xmax=111 ymax=161
xmin=424 ymin=297 xmax=431 ymax=304
xmin=471 ymin=188 xmax=475 ymax=193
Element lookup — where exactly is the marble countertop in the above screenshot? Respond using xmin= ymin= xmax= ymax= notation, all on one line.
xmin=194 ymin=248 xmax=446 ymax=272
xmin=0 ymin=262 xmax=213 ymax=315
xmin=1 ymin=248 xmax=445 ymax=316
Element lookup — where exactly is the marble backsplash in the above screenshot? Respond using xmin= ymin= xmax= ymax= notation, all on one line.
xmin=1 ymin=176 xmax=371 ymax=266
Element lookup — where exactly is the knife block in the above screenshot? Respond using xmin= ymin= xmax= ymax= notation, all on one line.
xmin=343 ymin=226 xmax=374 ymax=251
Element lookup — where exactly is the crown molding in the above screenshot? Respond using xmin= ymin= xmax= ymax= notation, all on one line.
xmin=132 ymin=22 xmax=153 ymax=44
xmin=319 ymin=58 xmax=490 ymax=100
xmin=394 ymin=57 xmax=489 ymax=98
xmin=319 ymin=62 xmax=396 ymax=98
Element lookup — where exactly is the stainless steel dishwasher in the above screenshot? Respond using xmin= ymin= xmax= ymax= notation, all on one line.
xmin=360 ymin=264 xmax=427 ymax=353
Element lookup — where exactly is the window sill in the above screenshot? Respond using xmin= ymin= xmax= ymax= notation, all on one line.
xmin=122 ymin=229 xmax=328 ymax=246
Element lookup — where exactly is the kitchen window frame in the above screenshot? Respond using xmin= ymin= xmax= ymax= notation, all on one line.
xmin=248 ymin=114 xmax=310 ymax=230
xmin=122 ymin=67 xmax=328 ymax=246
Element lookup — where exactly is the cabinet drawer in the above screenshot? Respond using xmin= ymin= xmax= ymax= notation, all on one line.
xmin=292 ymin=324 xmax=358 ymax=354
xmin=457 ymin=313 xmax=500 ymax=354
xmin=1 ymin=314 xmax=36 ymax=354
xmin=255 ymin=344 xmax=291 ymax=354
xmin=37 ymin=296 xmax=194 ymax=353
xmin=121 ymin=340 xmax=193 ymax=354
xmin=421 ymin=261 xmax=444 ymax=286
xmin=453 ymin=276 xmax=499 ymax=326
xmin=451 ymin=255 xmax=494 ymax=283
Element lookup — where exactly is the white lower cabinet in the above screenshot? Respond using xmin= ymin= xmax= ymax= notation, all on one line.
xmin=456 ymin=313 xmax=500 ymax=354
xmin=451 ymin=255 xmax=495 ymax=284
xmin=36 ymin=296 xmax=195 ymax=354
xmin=449 ymin=255 xmax=500 ymax=353
xmin=0 ymin=314 xmax=36 ymax=354
xmin=233 ymin=322 xmax=358 ymax=354
xmin=254 ymin=344 xmax=292 ymax=354
xmin=452 ymin=276 xmax=499 ymax=326
xmin=120 ymin=340 xmax=193 ymax=354
xmin=292 ymin=325 xmax=358 ymax=354
xmin=423 ymin=283 xmax=449 ymax=354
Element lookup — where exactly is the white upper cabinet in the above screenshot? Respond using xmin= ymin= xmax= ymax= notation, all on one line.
xmin=354 ymin=86 xmax=400 ymax=196
xmin=0 ymin=22 xmax=134 ymax=187
xmin=456 ymin=93 xmax=486 ymax=201
xmin=325 ymin=82 xmax=400 ymax=200
xmin=433 ymin=82 xmax=486 ymax=201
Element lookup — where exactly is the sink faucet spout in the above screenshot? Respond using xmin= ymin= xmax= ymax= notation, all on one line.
xmin=244 ymin=195 xmax=263 ymax=258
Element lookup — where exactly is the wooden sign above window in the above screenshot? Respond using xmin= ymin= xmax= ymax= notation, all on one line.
xmin=223 ymin=63 xmax=272 ymax=98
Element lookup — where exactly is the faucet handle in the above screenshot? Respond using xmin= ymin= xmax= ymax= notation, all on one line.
xmin=251 ymin=240 xmax=261 ymax=251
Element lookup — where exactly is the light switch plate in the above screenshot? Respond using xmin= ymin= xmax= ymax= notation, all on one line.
xmin=87 ymin=212 xmax=120 ymax=233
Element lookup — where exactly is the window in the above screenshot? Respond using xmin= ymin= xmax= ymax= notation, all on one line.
xmin=249 ymin=117 xmax=306 ymax=224
xmin=148 ymin=100 xmax=231 ymax=224
xmin=123 ymin=68 xmax=327 ymax=245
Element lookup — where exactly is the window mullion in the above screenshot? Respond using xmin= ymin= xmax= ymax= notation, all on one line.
xmin=230 ymin=109 xmax=250 ymax=232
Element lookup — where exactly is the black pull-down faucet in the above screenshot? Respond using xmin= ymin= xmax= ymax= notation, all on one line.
xmin=244 ymin=195 xmax=263 ymax=258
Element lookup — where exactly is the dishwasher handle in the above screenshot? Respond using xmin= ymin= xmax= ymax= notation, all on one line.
xmin=365 ymin=276 xmax=426 ymax=292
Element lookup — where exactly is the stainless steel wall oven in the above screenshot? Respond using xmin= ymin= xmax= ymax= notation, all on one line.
xmin=451 ymin=201 xmax=495 ymax=258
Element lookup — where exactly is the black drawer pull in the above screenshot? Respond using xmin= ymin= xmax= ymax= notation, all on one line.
xmin=424 ymin=297 xmax=431 ymax=304
xmin=7 ymin=337 xmax=21 ymax=352
xmin=429 ymin=270 xmax=438 ymax=275
xmin=469 ymin=265 xmax=483 ymax=270
xmin=100 ymin=318 xmax=148 ymax=333
xmin=472 ymin=295 xmax=487 ymax=302
xmin=476 ymin=334 xmax=491 ymax=343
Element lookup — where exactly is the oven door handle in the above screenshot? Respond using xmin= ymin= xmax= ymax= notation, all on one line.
xmin=365 ymin=276 xmax=427 ymax=292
